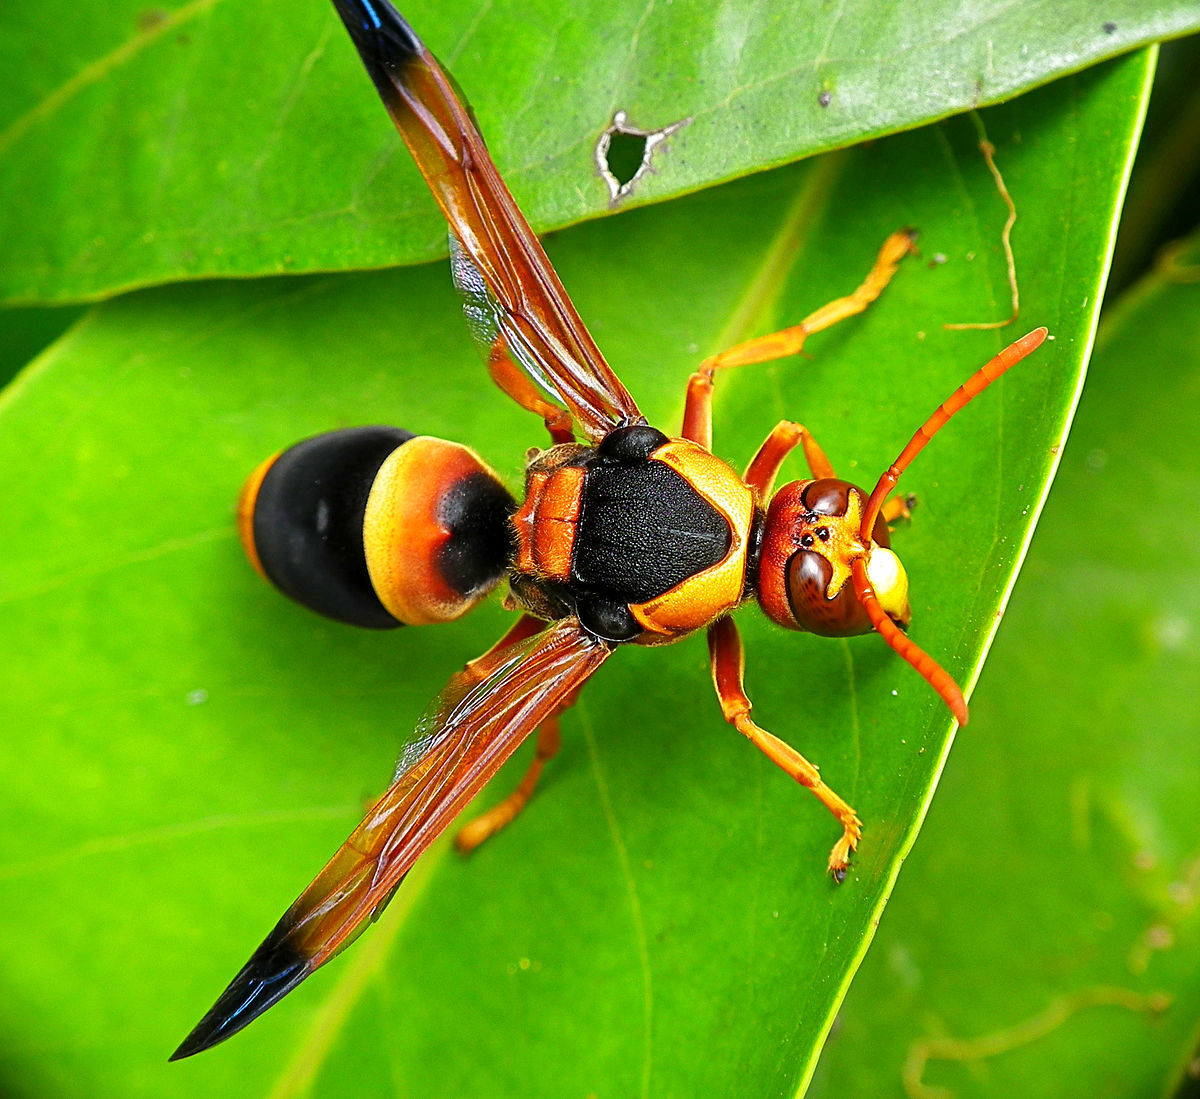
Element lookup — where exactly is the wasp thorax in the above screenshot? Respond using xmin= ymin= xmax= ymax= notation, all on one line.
xmin=756 ymin=478 xmax=910 ymax=637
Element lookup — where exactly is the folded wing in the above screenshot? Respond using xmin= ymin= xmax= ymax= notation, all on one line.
xmin=171 ymin=617 xmax=611 ymax=1059
xmin=331 ymin=0 xmax=643 ymax=441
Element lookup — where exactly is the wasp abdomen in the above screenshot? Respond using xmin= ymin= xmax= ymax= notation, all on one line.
xmin=238 ymin=426 xmax=515 ymax=629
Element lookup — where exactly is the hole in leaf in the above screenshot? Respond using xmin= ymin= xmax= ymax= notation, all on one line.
xmin=595 ymin=111 xmax=690 ymax=205
xmin=604 ymin=131 xmax=649 ymax=189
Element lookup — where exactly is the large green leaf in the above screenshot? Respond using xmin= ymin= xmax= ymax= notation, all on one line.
xmin=810 ymin=227 xmax=1200 ymax=1097
xmin=0 ymin=1 xmax=1194 ymax=303
xmin=0 ymin=52 xmax=1147 ymax=1099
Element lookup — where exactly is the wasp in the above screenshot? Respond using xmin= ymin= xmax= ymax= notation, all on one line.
xmin=171 ymin=0 xmax=1047 ymax=1059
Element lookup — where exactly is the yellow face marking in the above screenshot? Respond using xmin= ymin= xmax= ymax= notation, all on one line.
xmin=808 ymin=489 xmax=866 ymax=600
xmin=866 ymin=546 xmax=911 ymax=626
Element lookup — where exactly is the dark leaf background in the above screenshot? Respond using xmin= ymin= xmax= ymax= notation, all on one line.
xmin=0 ymin=2 xmax=1196 ymax=1097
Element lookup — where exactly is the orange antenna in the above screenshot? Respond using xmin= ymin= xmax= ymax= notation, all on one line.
xmin=856 ymin=326 xmax=1049 ymax=725
xmin=860 ymin=327 xmax=1048 ymax=539
xmin=852 ymin=558 xmax=969 ymax=724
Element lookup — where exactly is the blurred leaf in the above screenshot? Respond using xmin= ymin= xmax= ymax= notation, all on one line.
xmin=810 ymin=228 xmax=1200 ymax=1094
xmin=0 ymin=1 xmax=1195 ymax=303
xmin=0 ymin=49 xmax=1150 ymax=1099
xmin=1109 ymin=34 xmax=1200 ymax=294
xmin=0 ymin=305 xmax=85 ymax=389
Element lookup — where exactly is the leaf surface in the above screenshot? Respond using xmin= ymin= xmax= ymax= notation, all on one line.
xmin=0 ymin=1 xmax=1193 ymax=301
xmin=810 ymin=221 xmax=1200 ymax=1099
xmin=0 ymin=49 xmax=1151 ymax=1099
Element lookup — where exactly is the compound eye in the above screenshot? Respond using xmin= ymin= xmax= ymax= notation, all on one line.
xmin=801 ymin=479 xmax=853 ymax=517
xmin=785 ymin=550 xmax=871 ymax=637
xmin=800 ymin=478 xmax=892 ymax=546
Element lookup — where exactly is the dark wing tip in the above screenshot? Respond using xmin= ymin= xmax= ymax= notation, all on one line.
xmin=169 ymin=933 xmax=311 ymax=1061
xmin=330 ymin=0 xmax=423 ymax=99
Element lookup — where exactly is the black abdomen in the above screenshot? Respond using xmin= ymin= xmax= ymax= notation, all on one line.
xmin=239 ymin=426 xmax=515 ymax=628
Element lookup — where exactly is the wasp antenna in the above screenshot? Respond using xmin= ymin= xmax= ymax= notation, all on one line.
xmin=851 ymin=559 xmax=969 ymax=725
xmin=169 ymin=931 xmax=311 ymax=1060
xmin=859 ymin=327 xmax=1048 ymax=540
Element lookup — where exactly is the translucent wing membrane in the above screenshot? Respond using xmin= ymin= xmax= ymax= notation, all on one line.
xmin=171 ymin=618 xmax=612 ymax=1059
xmin=331 ymin=0 xmax=643 ymax=441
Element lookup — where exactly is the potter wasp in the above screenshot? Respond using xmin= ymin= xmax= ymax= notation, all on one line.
xmin=171 ymin=0 xmax=1047 ymax=1059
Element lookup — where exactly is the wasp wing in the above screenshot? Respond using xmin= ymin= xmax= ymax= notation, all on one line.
xmin=330 ymin=0 xmax=643 ymax=442
xmin=171 ymin=617 xmax=611 ymax=1059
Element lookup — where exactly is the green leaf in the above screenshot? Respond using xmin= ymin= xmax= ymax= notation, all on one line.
xmin=809 ymin=227 xmax=1200 ymax=1097
xmin=0 ymin=304 xmax=84 ymax=388
xmin=0 ymin=51 xmax=1149 ymax=1099
xmin=1 ymin=1 xmax=1194 ymax=303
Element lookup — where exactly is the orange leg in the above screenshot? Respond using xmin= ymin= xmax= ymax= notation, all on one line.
xmin=680 ymin=370 xmax=716 ymax=451
xmin=743 ymin=421 xmax=916 ymax=520
xmin=707 ymin=616 xmax=862 ymax=880
xmin=743 ymin=421 xmax=837 ymax=498
xmin=881 ymin=494 xmax=914 ymax=525
xmin=454 ymin=715 xmax=563 ymax=853
xmin=744 ymin=424 xmax=912 ymax=516
xmin=681 ymin=229 xmax=917 ymax=452
xmin=701 ymin=229 xmax=917 ymax=372
xmin=455 ymin=614 xmax=582 ymax=852
xmin=487 ymin=341 xmax=575 ymax=445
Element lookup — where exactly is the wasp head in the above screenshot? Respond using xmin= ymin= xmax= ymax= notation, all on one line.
xmin=756 ymin=478 xmax=910 ymax=637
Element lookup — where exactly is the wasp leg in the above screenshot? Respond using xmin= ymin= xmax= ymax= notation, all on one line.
xmin=743 ymin=421 xmax=837 ymax=499
xmin=707 ymin=616 xmax=862 ymax=880
xmin=680 ymin=367 xmax=716 ymax=451
xmin=744 ymin=422 xmax=915 ymax=522
xmin=455 ymin=716 xmax=563 ymax=853
xmin=454 ymin=614 xmax=574 ymax=853
xmin=681 ymin=229 xmax=915 ymax=453
xmin=701 ymin=228 xmax=918 ymax=373
xmin=486 ymin=339 xmax=575 ymax=445
xmin=881 ymin=494 xmax=915 ymax=525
